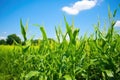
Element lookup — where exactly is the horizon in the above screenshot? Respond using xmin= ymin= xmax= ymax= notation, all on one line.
xmin=0 ymin=0 xmax=120 ymax=40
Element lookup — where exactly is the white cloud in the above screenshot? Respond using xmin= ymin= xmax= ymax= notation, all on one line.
xmin=115 ymin=20 xmax=120 ymax=27
xmin=62 ymin=0 xmax=99 ymax=15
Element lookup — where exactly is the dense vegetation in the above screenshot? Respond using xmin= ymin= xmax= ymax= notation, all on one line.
xmin=0 ymin=6 xmax=120 ymax=80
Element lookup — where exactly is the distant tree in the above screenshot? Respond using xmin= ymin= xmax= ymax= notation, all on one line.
xmin=0 ymin=39 xmax=6 ymax=45
xmin=31 ymin=39 xmax=41 ymax=45
xmin=6 ymin=34 xmax=21 ymax=45
xmin=48 ymin=38 xmax=56 ymax=44
xmin=32 ymin=39 xmax=38 ymax=45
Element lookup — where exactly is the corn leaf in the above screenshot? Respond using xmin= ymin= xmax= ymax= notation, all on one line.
xmin=64 ymin=75 xmax=72 ymax=80
xmin=40 ymin=27 xmax=47 ymax=41
xmin=20 ymin=19 xmax=27 ymax=41
xmin=25 ymin=71 xmax=39 ymax=80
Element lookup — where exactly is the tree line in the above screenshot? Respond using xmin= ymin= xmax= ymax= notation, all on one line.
xmin=0 ymin=34 xmax=38 ymax=45
xmin=0 ymin=33 xmax=55 ymax=45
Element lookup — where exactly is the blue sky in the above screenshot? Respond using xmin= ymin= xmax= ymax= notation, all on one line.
xmin=0 ymin=0 xmax=120 ymax=40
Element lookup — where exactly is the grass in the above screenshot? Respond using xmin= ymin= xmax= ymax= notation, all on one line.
xmin=0 ymin=6 xmax=120 ymax=80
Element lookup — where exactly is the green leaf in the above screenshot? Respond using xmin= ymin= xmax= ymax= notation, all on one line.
xmin=113 ymin=9 xmax=117 ymax=17
xmin=25 ymin=71 xmax=39 ymax=80
xmin=80 ymin=52 xmax=86 ymax=64
xmin=40 ymin=27 xmax=47 ymax=41
xmin=73 ymin=29 xmax=79 ymax=40
xmin=64 ymin=16 xmax=73 ymax=44
xmin=105 ymin=70 xmax=113 ymax=77
xmin=13 ymin=39 xmax=22 ymax=47
xmin=25 ymin=19 xmax=29 ymax=32
xmin=55 ymin=26 xmax=60 ymax=43
xmin=20 ymin=19 xmax=27 ymax=41
xmin=63 ymin=75 xmax=72 ymax=80
xmin=23 ymin=46 xmax=29 ymax=53
xmin=22 ymin=35 xmax=34 ymax=53
xmin=100 ymin=32 xmax=107 ymax=41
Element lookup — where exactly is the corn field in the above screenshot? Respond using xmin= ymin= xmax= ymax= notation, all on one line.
xmin=0 ymin=6 xmax=120 ymax=80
